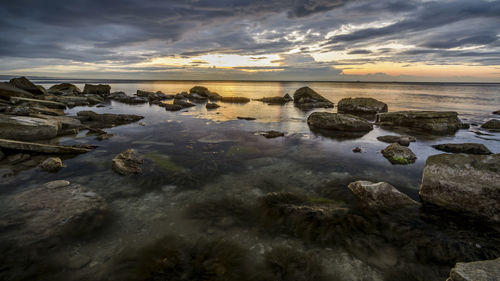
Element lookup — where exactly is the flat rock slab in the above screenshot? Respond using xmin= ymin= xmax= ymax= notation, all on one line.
xmin=376 ymin=111 xmax=466 ymax=133
xmin=0 ymin=139 xmax=93 ymax=154
xmin=10 ymin=97 xmax=67 ymax=109
xmin=0 ymin=115 xmax=61 ymax=141
xmin=307 ymin=112 xmax=373 ymax=132
xmin=77 ymin=110 xmax=144 ymax=128
xmin=447 ymin=258 xmax=500 ymax=281
xmin=0 ymin=82 xmax=34 ymax=99
xmin=420 ymin=153 xmax=500 ymax=223
xmin=348 ymin=181 xmax=419 ymax=208
xmin=432 ymin=143 xmax=492 ymax=155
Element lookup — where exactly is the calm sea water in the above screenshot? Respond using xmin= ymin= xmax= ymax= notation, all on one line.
xmin=1 ymin=80 xmax=500 ymax=281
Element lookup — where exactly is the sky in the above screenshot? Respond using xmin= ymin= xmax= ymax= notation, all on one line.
xmin=1 ymin=0 xmax=500 ymax=82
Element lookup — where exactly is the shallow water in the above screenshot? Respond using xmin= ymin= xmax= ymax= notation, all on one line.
xmin=1 ymin=81 xmax=500 ymax=281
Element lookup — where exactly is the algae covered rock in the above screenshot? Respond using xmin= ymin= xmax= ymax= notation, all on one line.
xmin=420 ymin=153 xmax=500 ymax=223
xmin=348 ymin=181 xmax=419 ymax=208
xmin=381 ymin=143 xmax=416 ymax=164
xmin=293 ymin=86 xmax=333 ymax=109
xmin=376 ymin=111 xmax=466 ymax=133
xmin=112 ymin=149 xmax=143 ymax=175
xmin=338 ymin=97 xmax=388 ymax=114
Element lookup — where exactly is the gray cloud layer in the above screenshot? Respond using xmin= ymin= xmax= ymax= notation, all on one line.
xmin=0 ymin=0 xmax=499 ymax=81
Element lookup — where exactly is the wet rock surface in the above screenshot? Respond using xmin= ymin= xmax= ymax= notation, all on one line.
xmin=447 ymin=258 xmax=500 ymax=281
xmin=377 ymin=135 xmax=416 ymax=146
xmin=0 ymin=82 xmax=35 ymax=99
xmin=206 ymin=102 xmax=220 ymax=109
xmin=48 ymin=83 xmax=82 ymax=96
xmin=293 ymin=86 xmax=333 ymax=109
xmin=255 ymin=94 xmax=292 ymax=104
xmin=432 ymin=143 xmax=492 ymax=155
xmin=38 ymin=157 xmax=64 ymax=172
xmin=381 ymin=143 xmax=417 ymax=164
xmin=83 ymin=84 xmax=111 ymax=97
xmin=8 ymin=77 xmax=45 ymax=95
xmin=348 ymin=181 xmax=419 ymax=209
xmin=112 ymin=149 xmax=143 ymax=175
xmin=307 ymin=112 xmax=373 ymax=132
xmin=420 ymin=153 xmax=500 ymax=223
xmin=220 ymin=96 xmax=251 ymax=103
xmin=376 ymin=111 xmax=466 ymax=133
xmin=77 ymin=110 xmax=144 ymax=128
xmin=0 ymin=115 xmax=61 ymax=141
xmin=337 ymin=97 xmax=388 ymax=114
xmin=0 ymin=139 xmax=94 ymax=154
xmin=261 ymin=130 xmax=284 ymax=138
xmin=481 ymin=119 xmax=500 ymax=131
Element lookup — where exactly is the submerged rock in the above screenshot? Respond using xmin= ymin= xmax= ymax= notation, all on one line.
xmin=420 ymin=153 xmax=500 ymax=223
xmin=162 ymin=103 xmax=184 ymax=111
xmin=307 ymin=112 xmax=373 ymax=132
xmin=293 ymin=86 xmax=333 ymax=109
xmin=381 ymin=143 xmax=416 ymax=164
xmin=432 ymin=143 xmax=492 ymax=155
xmin=0 ymin=82 xmax=35 ymax=99
xmin=237 ymin=116 xmax=256 ymax=120
xmin=47 ymin=83 xmax=82 ymax=96
xmin=8 ymin=77 xmax=45 ymax=95
xmin=255 ymin=95 xmax=292 ymax=105
xmin=348 ymin=181 xmax=419 ymax=209
xmin=83 ymin=84 xmax=111 ymax=97
xmin=377 ymin=135 xmax=416 ymax=146
xmin=39 ymin=157 xmax=64 ymax=172
xmin=112 ymin=149 xmax=143 ymax=175
xmin=0 ymin=115 xmax=61 ymax=141
xmin=447 ymin=258 xmax=500 ymax=281
xmin=481 ymin=119 xmax=500 ymax=131
xmin=337 ymin=97 xmax=388 ymax=114
xmin=77 ymin=110 xmax=144 ymax=128
xmin=0 ymin=138 xmax=94 ymax=154
xmin=261 ymin=130 xmax=284 ymax=138
xmin=206 ymin=103 xmax=220 ymax=109
xmin=376 ymin=111 xmax=466 ymax=133
xmin=14 ymin=181 xmax=108 ymax=241
xmin=220 ymin=96 xmax=250 ymax=103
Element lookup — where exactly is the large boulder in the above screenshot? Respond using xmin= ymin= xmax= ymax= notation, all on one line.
xmin=381 ymin=143 xmax=417 ymax=164
xmin=432 ymin=143 xmax=492 ymax=155
xmin=481 ymin=119 xmax=500 ymax=132
xmin=112 ymin=149 xmax=143 ymax=175
xmin=307 ymin=112 xmax=373 ymax=132
xmin=8 ymin=77 xmax=45 ymax=95
xmin=14 ymin=181 xmax=108 ymax=243
xmin=493 ymin=110 xmax=500 ymax=115
xmin=337 ymin=98 xmax=388 ymax=114
xmin=447 ymin=258 xmax=500 ymax=281
xmin=76 ymin=110 xmax=144 ymax=128
xmin=420 ymin=153 xmax=500 ymax=223
xmin=348 ymin=181 xmax=419 ymax=209
xmin=255 ymin=95 xmax=292 ymax=105
xmin=293 ymin=87 xmax=333 ymax=109
xmin=0 ymin=82 xmax=34 ymax=99
xmin=376 ymin=111 xmax=466 ymax=133
xmin=47 ymin=83 xmax=82 ymax=96
xmin=0 ymin=116 xmax=61 ymax=141
xmin=110 ymin=91 xmax=148 ymax=104
xmin=83 ymin=84 xmax=111 ymax=97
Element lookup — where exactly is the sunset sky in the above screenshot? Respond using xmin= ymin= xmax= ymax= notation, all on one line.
xmin=1 ymin=0 xmax=499 ymax=82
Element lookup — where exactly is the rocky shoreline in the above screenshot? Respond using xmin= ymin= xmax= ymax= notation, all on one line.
xmin=0 ymin=77 xmax=499 ymax=280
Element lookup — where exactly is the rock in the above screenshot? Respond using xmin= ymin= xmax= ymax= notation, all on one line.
xmin=0 ymin=115 xmax=61 ymax=141
xmin=14 ymin=182 xmax=108 ymax=242
xmin=44 ymin=180 xmax=70 ymax=189
xmin=45 ymin=95 xmax=91 ymax=107
xmin=48 ymin=83 xmax=82 ymax=96
xmin=76 ymin=110 xmax=144 ymax=128
xmin=420 ymin=153 xmax=500 ymax=223
xmin=352 ymin=147 xmax=362 ymax=153
xmin=337 ymin=97 xmax=388 ymax=114
xmin=307 ymin=112 xmax=373 ymax=132
xmin=0 ymin=82 xmax=35 ymax=99
xmin=189 ymin=86 xmax=221 ymax=101
xmin=237 ymin=116 xmax=256 ymax=120
xmin=0 ymin=138 xmax=94 ymax=154
xmin=376 ymin=111 xmax=466 ymax=133
xmin=139 ymin=122 xmax=146 ymax=126
xmin=67 ymin=255 xmax=92 ymax=270
xmin=206 ymin=103 xmax=220 ymax=109
xmin=136 ymin=90 xmax=174 ymax=101
xmin=10 ymin=96 xmax=67 ymax=109
xmin=481 ymin=119 xmax=500 ymax=131
xmin=30 ymin=106 xmax=65 ymax=116
xmin=377 ymin=135 xmax=416 ymax=146
xmin=30 ymin=114 xmax=82 ymax=130
xmin=4 ymin=104 xmax=31 ymax=116
xmin=261 ymin=130 xmax=284 ymax=138
xmin=381 ymin=143 xmax=417 ymax=164
xmin=109 ymin=91 xmax=148 ymax=104
xmin=39 ymin=157 xmax=64 ymax=172
xmin=493 ymin=110 xmax=500 ymax=115
xmin=8 ymin=77 xmax=45 ymax=95
xmin=83 ymin=84 xmax=111 ymax=97
xmin=96 ymin=133 xmax=114 ymax=141
xmin=173 ymin=99 xmax=196 ymax=108
xmin=255 ymin=96 xmax=291 ymax=104
xmin=7 ymin=153 xmax=30 ymax=164
xmin=432 ymin=143 xmax=492 ymax=155
xmin=36 ymin=85 xmax=47 ymax=95
xmin=220 ymin=96 xmax=250 ymax=103
xmin=0 ymin=148 xmax=4 ymax=161
xmin=283 ymin=93 xmax=293 ymax=101
xmin=447 ymin=258 xmax=500 ymax=281
xmin=348 ymin=181 xmax=419 ymax=208
xmin=112 ymin=149 xmax=143 ymax=175
xmin=162 ymin=103 xmax=184 ymax=111
xmin=293 ymin=87 xmax=333 ymax=109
